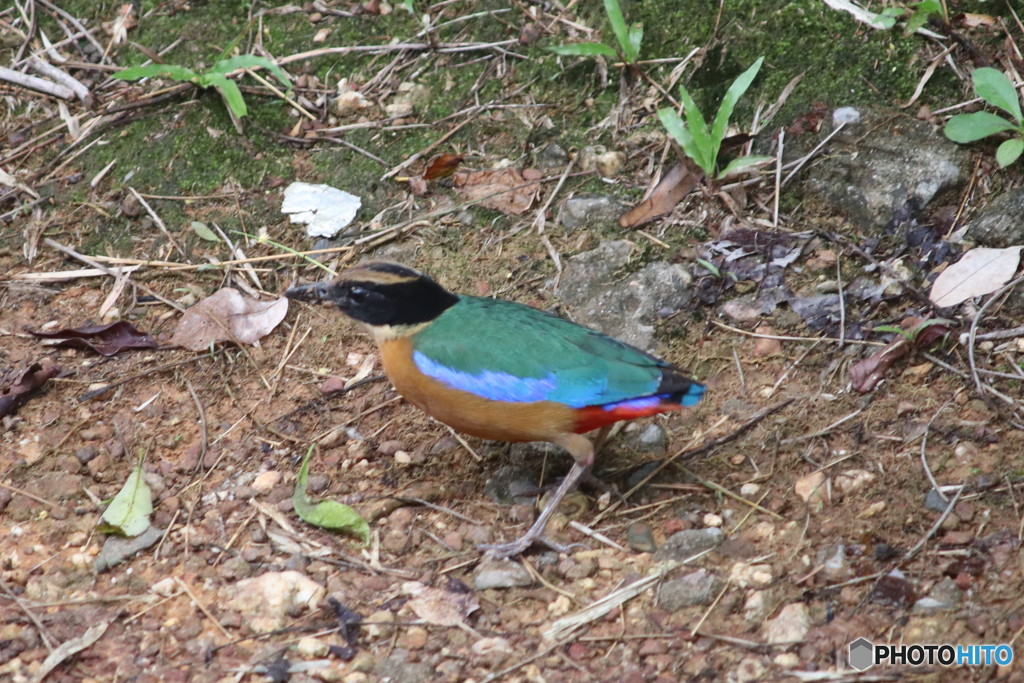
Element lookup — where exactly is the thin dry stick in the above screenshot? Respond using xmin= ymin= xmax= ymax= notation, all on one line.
xmin=0 ymin=578 xmax=56 ymax=651
xmin=0 ymin=481 xmax=57 ymax=508
xmin=184 ymin=379 xmax=208 ymax=464
xmin=772 ymin=128 xmax=783 ymax=227
xmin=175 ymin=577 xmax=232 ymax=641
xmin=968 ymin=275 xmax=1024 ymax=396
xmin=780 ymin=121 xmax=847 ymax=187
xmin=44 ymin=238 xmax=186 ymax=313
xmin=711 ymin=320 xmax=883 ymax=347
xmin=674 ymin=468 xmax=784 ymax=520
xmin=781 ymin=403 xmax=867 ymax=445
xmin=128 ymin=187 xmax=186 ymax=258
xmin=920 ymin=400 xmax=954 ymax=501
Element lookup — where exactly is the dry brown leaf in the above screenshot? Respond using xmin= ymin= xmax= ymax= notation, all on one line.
xmin=169 ymin=288 xmax=288 ymax=351
xmin=452 ymin=167 xmax=541 ymax=215
xmin=850 ymin=317 xmax=952 ymax=393
xmin=619 ymin=158 xmax=702 ymax=228
xmin=402 ymin=581 xmax=479 ymax=629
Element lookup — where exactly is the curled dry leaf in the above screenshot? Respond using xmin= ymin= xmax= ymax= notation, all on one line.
xmin=929 ymin=246 xmax=1022 ymax=308
xmin=31 ymin=320 xmax=157 ymax=356
xmin=0 ymin=361 xmax=61 ymax=419
xmin=619 ymin=158 xmax=702 ymax=228
xmin=452 ymin=167 xmax=542 ymax=215
xmin=402 ymin=581 xmax=479 ymax=630
xmin=423 ymin=153 xmax=465 ymax=180
xmin=169 ymin=288 xmax=289 ymax=351
xmin=850 ymin=317 xmax=953 ymax=393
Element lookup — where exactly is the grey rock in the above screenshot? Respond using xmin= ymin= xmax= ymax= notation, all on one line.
xmin=474 ymin=558 xmax=534 ymax=590
xmin=626 ymin=522 xmax=657 ymax=553
xmin=484 ymin=463 xmax=546 ymax=505
xmin=626 ymin=461 xmax=661 ymax=492
xmin=800 ymin=108 xmax=968 ymax=231
xmin=657 ymin=569 xmax=723 ymax=610
xmin=377 ymin=650 xmax=433 ymax=683
xmin=534 ymin=141 xmax=570 ymax=169
xmin=557 ymin=194 xmax=630 ymax=230
xmin=913 ymin=577 xmax=962 ymax=613
xmin=924 ymin=488 xmax=953 ymax=512
xmin=654 ymin=527 xmax=724 ymax=561
xmin=556 ymin=240 xmax=693 ymax=349
xmin=621 ymin=423 xmax=668 ymax=457
xmin=952 ymin=188 xmax=1024 ymax=247
xmin=75 ymin=446 xmax=98 ymax=464
xmin=94 ymin=525 xmax=162 ymax=572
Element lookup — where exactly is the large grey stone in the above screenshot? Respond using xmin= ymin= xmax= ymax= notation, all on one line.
xmin=951 ymin=188 xmax=1024 ymax=247
xmin=800 ymin=108 xmax=969 ymax=231
xmin=556 ymin=241 xmax=693 ymax=349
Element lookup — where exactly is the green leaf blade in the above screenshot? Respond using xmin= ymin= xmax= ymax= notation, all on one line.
xmin=659 ymin=107 xmax=711 ymax=176
xmin=973 ymin=68 xmax=1024 ymax=124
xmin=716 ymin=155 xmax=773 ymax=179
xmin=548 ymin=42 xmax=619 ymax=58
xmin=626 ymin=23 xmax=643 ymax=63
xmin=710 ymin=56 xmax=764 ymax=165
xmin=114 ymin=64 xmax=198 ymax=82
xmin=603 ymin=0 xmax=633 ymax=61
xmin=100 ymin=459 xmax=153 ymax=537
xmin=294 ymin=446 xmax=370 ymax=544
xmin=944 ymin=111 xmax=1018 ymax=143
xmin=204 ymin=75 xmax=247 ymax=118
xmin=996 ymin=138 xmax=1024 ymax=167
xmin=677 ymin=85 xmax=714 ymax=174
xmin=213 ymin=54 xmax=292 ymax=90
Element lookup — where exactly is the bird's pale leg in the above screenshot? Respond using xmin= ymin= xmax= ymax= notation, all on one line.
xmin=480 ymin=433 xmax=594 ymax=559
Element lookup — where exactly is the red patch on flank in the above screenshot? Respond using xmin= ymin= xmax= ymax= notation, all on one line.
xmin=572 ymin=401 xmax=682 ymax=434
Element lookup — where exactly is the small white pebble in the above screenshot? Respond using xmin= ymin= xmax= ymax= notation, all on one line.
xmin=152 ymin=577 xmax=177 ymax=597
xmin=703 ymin=513 xmax=723 ymax=527
xmin=394 ymin=451 xmax=412 ymax=464
xmin=740 ymin=483 xmax=761 ymax=497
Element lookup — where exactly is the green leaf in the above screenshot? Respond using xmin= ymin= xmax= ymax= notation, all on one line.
xmin=876 ymin=8 xmax=902 ymax=30
xmin=626 ymin=23 xmax=643 ymax=64
xmin=190 ymin=221 xmax=221 ymax=242
xmin=973 ymin=68 xmax=1024 ymax=125
xmin=996 ymin=138 xmax=1024 ymax=167
xmin=100 ymin=453 xmax=152 ymax=537
xmin=204 ymin=74 xmax=247 ymax=118
xmin=677 ymin=84 xmax=714 ymax=174
xmin=113 ymin=63 xmax=198 ymax=83
xmin=548 ymin=42 xmax=619 ymax=58
xmin=603 ymin=0 xmax=634 ymax=62
xmin=716 ymin=155 xmax=773 ymax=179
xmin=911 ymin=0 xmax=942 ymax=14
xmin=904 ymin=11 xmax=929 ymax=34
xmin=710 ymin=56 xmax=764 ymax=169
xmin=695 ymin=258 xmax=720 ymax=277
xmin=944 ymin=112 xmax=1018 ymax=143
xmin=293 ymin=446 xmax=370 ymax=543
xmin=658 ymin=107 xmax=712 ymax=176
xmin=401 ymin=0 xmax=414 ymax=12
xmin=212 ymin=54 xmax=292 ymax=90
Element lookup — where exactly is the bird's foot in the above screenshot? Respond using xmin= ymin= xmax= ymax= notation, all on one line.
xmin=478 ymin=533 xmax=587 ymax=560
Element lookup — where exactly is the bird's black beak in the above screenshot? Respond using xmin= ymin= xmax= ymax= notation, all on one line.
xmin=284 ymin=280 xmax=335 ymax=304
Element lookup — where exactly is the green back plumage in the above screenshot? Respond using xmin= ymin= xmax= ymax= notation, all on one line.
xmin=410 ymin=296 xmax=667 ymax=408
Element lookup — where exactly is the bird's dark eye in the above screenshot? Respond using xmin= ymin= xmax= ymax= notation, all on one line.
xmin=347 ymin=286 xmax=371 ymax=305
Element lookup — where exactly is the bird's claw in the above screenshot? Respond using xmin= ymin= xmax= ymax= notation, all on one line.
xmin=479 ymin=535 xmax=587 ymax=559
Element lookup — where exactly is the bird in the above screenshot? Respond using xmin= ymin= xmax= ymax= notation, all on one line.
xmin=285 ymin=261 xmax=705 ymax=558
